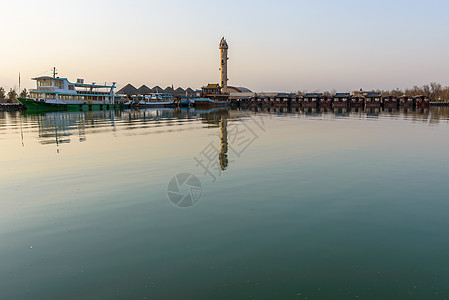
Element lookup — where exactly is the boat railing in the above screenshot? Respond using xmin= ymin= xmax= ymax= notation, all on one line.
xmin=76 ymin=91 xmax=111 ymax=96
xmin=36 ymin=87 xmax=54 ymax=92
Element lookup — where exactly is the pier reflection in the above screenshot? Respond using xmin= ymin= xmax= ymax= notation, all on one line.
xmin=240 ymin=106 xmax=449 ymax=124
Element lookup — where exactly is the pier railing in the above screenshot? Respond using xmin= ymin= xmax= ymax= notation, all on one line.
xmin=430 ymin=101 xmax=449 ymax=106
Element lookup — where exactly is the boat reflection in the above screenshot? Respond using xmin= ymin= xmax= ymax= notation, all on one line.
xmin=18 ymin=106 xmax=449 ymax=147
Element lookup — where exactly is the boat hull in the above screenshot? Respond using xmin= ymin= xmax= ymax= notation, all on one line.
xmin=194 ymin=98 xmax=230 ymax=108
xmin=332 ymin=102 xmax=348 ymax=108
xmin=384 ymin=101 xmax=398 ymax=108
xmin=136 ymin=102 xmax=176 ymax=108
xmin=18 ymin=98 xmax=126 ymax=112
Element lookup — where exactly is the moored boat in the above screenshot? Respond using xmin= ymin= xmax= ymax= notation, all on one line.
xmin=332 ymin=93 xmax=350 ymax=108
xmin=414 ymin=95 xmax=429 ymax=108
xmin=133 ymin=92 xmax=176 ymax=108
xmin=383 ymin=95 xmax=399 ymax=108
xmin=303 ymin=93 xmax=321 ymax=108
xmin=350 ymin=96 xmax=364 ymax=107
xmin=291 ymin=95 xmax=301 ymax=106
xmin=193 ymin=98 xmax=230 ymax=108
xmin=17 ymin=69 xmax=125 ymax=112
xmin=399 ymin=95 xmax=414 ymax=107
xmin=365 ymin=93 xmax=381 ymax=107
xmin=319 ymin=95 xmax=332 ymax=107
xmin=198 ymin=83 xmax=230 ymax=108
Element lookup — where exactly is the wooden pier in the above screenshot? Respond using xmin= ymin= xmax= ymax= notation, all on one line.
xmin=230 ymin=93 xmax=449 ymax=109
xmin=430 ymin=101 xmax=449 ymax=106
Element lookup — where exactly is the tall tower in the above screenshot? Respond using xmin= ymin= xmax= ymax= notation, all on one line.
xmin=219 ymin=37 xmax=228 ymax=93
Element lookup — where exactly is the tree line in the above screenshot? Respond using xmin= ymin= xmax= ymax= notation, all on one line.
xmin=2 ymin=82 xmax=449 ymax=103
xmin=372 ymin=82 xmax=449 ymax=100
xmin=0 ymin=88 xmax=27 ymax=103
xmin=298 ymin=82 xmax=449 ymax=101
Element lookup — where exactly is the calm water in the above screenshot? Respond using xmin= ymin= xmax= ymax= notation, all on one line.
xmin=1 ymin=107 xmax=449 ymax=300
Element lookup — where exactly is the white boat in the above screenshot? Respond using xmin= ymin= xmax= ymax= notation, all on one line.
xmin=133 ymin=92 xmax=175 ymax=107
xmin=17 ymin=68 xmax=125 ymax=111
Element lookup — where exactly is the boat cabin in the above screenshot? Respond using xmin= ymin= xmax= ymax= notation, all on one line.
xmin=319 ymin=95 xmax=332 ymax=107
xmin=201 ymin=83 xmax=229 ymax=102
xmin=399 ymin=95 xmax=414 ymax=107
xmin=303 ymin=93 xmax=322 ymax=107
xmin=365 ymin=93 xmax=381 ymax=107
xmin=332 ymin=93 xmax=350 ymax=107
xmin=28 ymin=76 xmax=119 ymax=105
xmin=350 ymin=95 xmax=364 ymax=107
xmin=414 ymin=95 xmax=429 ymax=107
xmin=383 ymin=96 xmax=398 ymax=107
xmin=275 ymin=93 xmax=294 ymax=106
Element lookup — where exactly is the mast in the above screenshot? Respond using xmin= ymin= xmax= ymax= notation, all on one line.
xmin=111 ymin=82 xmax=116 ymax=105
xmin=53 ymin=67 xmax=57 ymax=78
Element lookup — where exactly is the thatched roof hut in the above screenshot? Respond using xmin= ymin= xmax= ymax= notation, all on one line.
xmin=152 ymin=86 xmax=163 ymax=93
xmin=138 ymin=85 xmax=153 ymax=95
xmin=164 ymin=87 xmax=175 ymax=95
xmin=174 ymin=87 xmax=186 ymax=96
xmin=117 ymin=84 xmax=139 ymax=96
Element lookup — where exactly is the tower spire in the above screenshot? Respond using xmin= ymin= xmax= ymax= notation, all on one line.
xmin=219 ymin=37 xmax=228 ymax=93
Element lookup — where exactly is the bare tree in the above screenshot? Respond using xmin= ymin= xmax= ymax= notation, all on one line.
xmin=430 ymin=82 xmax=443 ymax=101
xmin=441 ymin=87 xmax=449 ymax=101
xmin=422 ymin=85 xmax=431 ymax=97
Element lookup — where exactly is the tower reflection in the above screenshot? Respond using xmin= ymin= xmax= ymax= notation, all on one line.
xmin=219 ymin=116 xmax=228 ymax=170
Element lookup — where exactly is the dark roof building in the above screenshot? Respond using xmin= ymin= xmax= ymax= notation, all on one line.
xmin=366 ymin=92 xmax=381 ymax=97
xmin=152 ymin=86 xmax=163 ymax=93
xmin=174 ymin=87 xmax=186 ymax=96
xmin=117 ymin=84 xmax=139 ymax=96
xmin=304 ymin=93 xmax=323 ymax=98
xmin=164 ymin=87 xmax=175 ymax=95
xmin=228 ymin=86 xmax=252 ymax=93
xmin=334 ymin=93 xmax=351 ymax=98
xmin=138 ymin=85 xmax=153 ymax=95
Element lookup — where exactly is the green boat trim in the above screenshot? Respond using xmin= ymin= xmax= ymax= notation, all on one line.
xmin=17 ymin=98 xmax=127 ymax=112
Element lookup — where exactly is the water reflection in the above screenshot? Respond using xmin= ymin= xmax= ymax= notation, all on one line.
xmin=2 ymin=107 xmax=448 ymax=147
xmin=219 ymin=116 xmax=228 ymax=170
xmin=241 ymin=105 xmax=449 ymax=124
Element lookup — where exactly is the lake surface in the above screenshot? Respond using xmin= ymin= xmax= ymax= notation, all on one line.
xmin=1 ymin=107 xmax=449 ymax=300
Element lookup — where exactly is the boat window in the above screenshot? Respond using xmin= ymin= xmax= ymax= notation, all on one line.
xmin=69 ymin=85 xmax=74 ymax=90
xmin=38 ymin=80 xmax=52 ymax=87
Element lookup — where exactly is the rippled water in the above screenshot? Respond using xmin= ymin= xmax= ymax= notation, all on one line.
xmin=1 ymin=107 xmax=449 ymax=299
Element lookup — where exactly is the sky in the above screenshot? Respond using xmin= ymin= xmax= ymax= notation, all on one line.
xmin=1 ymin=0 xmax=448 ymax=93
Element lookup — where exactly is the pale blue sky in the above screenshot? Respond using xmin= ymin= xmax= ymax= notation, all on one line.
xmin=1 ymin=0 xmax=448 ymax=92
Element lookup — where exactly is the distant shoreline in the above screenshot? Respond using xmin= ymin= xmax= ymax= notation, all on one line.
xmin=0 ymin=103 xmax=24 ymax=111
